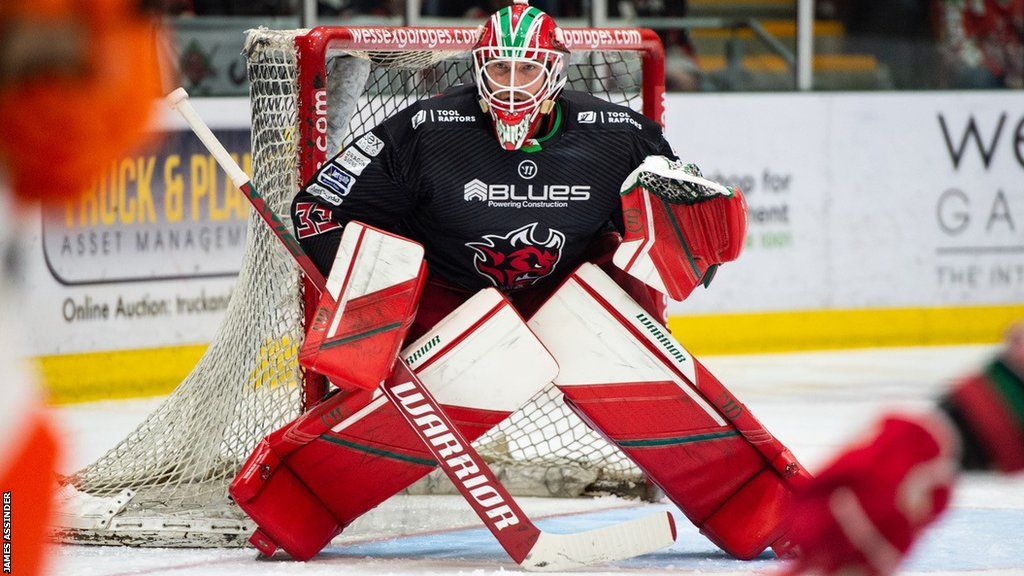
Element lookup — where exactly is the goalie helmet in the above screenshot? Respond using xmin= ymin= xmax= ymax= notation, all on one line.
xmin=473 ymin=0 xmax=569 ymax=150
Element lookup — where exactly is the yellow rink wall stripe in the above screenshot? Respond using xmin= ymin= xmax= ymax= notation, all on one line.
xmin=667 ymin=304 xmax=1022 ymax=355
xmin=39 ymin=345 xmax=208 ymax=405
xmin=37 ymin=305 xmax=1023 ymax=405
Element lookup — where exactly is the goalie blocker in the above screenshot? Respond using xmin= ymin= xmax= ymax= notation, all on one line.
xmin=530 ymin=263 xmax=811 ymax=559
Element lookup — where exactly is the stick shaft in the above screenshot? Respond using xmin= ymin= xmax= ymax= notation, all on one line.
xmin=168 ymin=88 xmax=248 ymax=187
xmin=168 ymin=89 xmax=326 ymax=288
xmin=382 ymin=363 xmax=541 ymax=564
xmin=168 ymin=87 xmax=543 ymax=562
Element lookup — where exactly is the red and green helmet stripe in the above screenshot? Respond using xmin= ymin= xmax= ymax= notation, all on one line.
xmin=494 ymin=5 xmax=544 ymax=56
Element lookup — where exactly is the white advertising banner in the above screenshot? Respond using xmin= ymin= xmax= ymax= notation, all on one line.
xmin=22 ymin=99 xmax=253 ymax=356
xmin=20 ymin=93 xmax=1024 ymax=357
xmin=663 ymin=92 xmax=1024 ymax=314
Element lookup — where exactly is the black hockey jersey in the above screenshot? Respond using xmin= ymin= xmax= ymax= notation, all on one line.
xmin=291 ymin=84 xmax=675 ymax=294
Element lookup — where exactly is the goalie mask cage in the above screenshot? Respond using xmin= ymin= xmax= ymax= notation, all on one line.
xmin=58 ymin=25 xmax=666 ymax=547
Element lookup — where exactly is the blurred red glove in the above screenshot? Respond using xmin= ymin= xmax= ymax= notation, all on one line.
xmin=781 ymin=413 xmax=960 ymax=576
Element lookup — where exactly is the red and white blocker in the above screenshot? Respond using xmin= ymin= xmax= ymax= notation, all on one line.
xmin=530 ymin=263 xmax=812 ymax=559
xmin=613 ymin=157 xmax=748 ymax=302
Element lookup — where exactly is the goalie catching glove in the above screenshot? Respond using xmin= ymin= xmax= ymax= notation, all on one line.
xmin=614 ymin=156 xmax=747 ymax=301
xmin=628 ymin=157 xmax=731 ymax=205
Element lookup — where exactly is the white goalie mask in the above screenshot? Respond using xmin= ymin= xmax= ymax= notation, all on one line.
xmin=472 ymin=0 xmax=569 ymax=150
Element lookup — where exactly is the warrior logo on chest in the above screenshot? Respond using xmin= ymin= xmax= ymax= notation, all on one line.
xmin=466 ymin=223 xmax=565 ymax=290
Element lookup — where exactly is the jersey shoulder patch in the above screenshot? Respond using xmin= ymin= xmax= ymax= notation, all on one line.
xmin=560 ymin=90 xmax=659 ymax=134
xmin=409 ymin=85 xmax=489 ymax=132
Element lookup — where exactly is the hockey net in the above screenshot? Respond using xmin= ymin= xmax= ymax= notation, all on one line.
xmin=58 ymin=26 xmax=666 ymax=547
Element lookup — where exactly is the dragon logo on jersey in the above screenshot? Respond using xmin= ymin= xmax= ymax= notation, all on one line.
xmin=466 ymin=223 xmax=565 ymax=290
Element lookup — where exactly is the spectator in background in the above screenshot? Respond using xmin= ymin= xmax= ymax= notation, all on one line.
xmin=421 ymin=0 xmax=573 ymax=17
xmin=144 ymin=0 xmax=194 ymax=15
xmin=535 ymin=0 xmax=560 ymax=13
xmin=616 ymin=0 xmax=686 ymax=17
xmin=937 ymin=0 xmax=1024 ymax=89
xmin=818 ymin=0 xmax=936 ymax=89
xmin=661 ymin=28 xmax=700 ymax=91
xmin=820 ymin=0 xmax=933 ymax=36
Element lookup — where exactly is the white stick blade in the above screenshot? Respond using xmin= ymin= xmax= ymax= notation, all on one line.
xmin=521 ymin=511 xmax=676 ymax=571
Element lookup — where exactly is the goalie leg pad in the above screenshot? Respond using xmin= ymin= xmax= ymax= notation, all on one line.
xmin=700 ymin=468 xmax=797 ymax=558
xmin=233 ymin=440 xmax=341 ymax=560
xmin=530 ymin=263 xmax=807 ymax=559
xmin=230 ymin=288 xmax=558 ymax=560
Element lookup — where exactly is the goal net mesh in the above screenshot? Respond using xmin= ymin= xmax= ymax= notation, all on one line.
xmin=58 ymin=27 xmax=652 ymax=547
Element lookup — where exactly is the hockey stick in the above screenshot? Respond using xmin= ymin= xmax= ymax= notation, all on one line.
xmin=167 ymin=87 xmax=676 ymax=571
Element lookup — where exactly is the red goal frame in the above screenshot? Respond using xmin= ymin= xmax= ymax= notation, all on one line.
xmin=287 ymin=25 xmax=666 ymax=407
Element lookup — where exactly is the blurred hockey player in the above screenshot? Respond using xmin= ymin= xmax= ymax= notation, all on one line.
xmin=231 ymin=0 xmax=808 ymax=563
xmin=0 ymin=1 xmax=163 ymax=574
xmin=0 ymin=0 xmax=164 ymax=202
xmin=0 ymin=196 xmax=57 ymax=576
xmin=782 ymin=322 xmax=1024 ymax=576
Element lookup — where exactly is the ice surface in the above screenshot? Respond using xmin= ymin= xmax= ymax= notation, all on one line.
xmin=52 ymin=344 xmax=1020 ymax=576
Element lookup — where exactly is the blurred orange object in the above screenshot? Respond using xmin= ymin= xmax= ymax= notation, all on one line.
xmin=0 ymin=0 xmax=164 ymax=204
xmin=0 ymin=408 xmax=60 ymax=576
